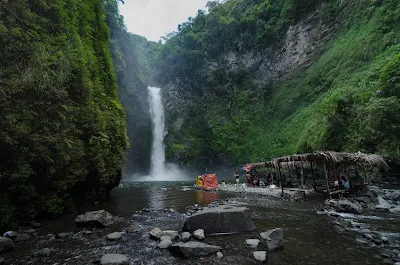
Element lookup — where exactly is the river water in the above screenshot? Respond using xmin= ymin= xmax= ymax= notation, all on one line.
xmin=3 ymin=181 xmax=399 ymax=265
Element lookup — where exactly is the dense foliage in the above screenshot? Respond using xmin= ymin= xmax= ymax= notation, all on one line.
xmin=0 ymin=0 xmax=128 ymax=230
xmin=158 ymin=0 xmax=400 ymax=166
xmin=103 ymin=0 xmax=162 ymax=174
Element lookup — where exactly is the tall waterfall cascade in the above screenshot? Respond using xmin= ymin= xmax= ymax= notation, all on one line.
xmin=148 ymin=86 xmax=166 ymax=178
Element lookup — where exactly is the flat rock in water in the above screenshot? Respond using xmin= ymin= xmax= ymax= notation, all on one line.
xmin=75 ymin=210 xmax=113 ymax=227
xmin=245 ymin=239 xmax=260 ymax=248
xmin=100 ymin=254 xmax=129 ymax=265
xmin=193 ymin=229 xmax=205 ymax=240
xmin=149 ymin=228 xmax=163 ymax=240
xmin=0 ymin=237 xmax=15 ymax=253
xmin=158 ymin=238 xmax=173 ymax=249
xmin=32 ymin=248 xmax=53 ymax=257
xmin=260 ymin=228 xmax=284 ymax=251
xmin=106 ymin=232 xmax=122 ymax=241
xmin=181 ymin=232 xmax=191 ymax=242
xmin=183 ymin=205 xmax=255 ymax=234
xmin=253 ymin=251 xmax=267 ymax=262
xmin=169 ymin=241 xmax=222 ymax=258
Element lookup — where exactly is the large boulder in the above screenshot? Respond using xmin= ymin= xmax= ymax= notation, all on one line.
xmin=335 ymin=199 xmax=362 ymax=214
xmin=0 ymin=237 xmax=15 ymax=253
xmin=260 ymin=228 xmax=284 ymax=251
xmin=183 ymin=205 xmax=255 ymax=234
xmin=169 ymin=242 xmax=222 ymax=258
xmin=75 ymin=210 xmax=113 ymax=227
xmin=100 ymin=254 xmax=129 ymax=265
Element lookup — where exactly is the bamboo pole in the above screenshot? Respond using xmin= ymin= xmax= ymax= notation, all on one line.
xmin=278 ymin=165 xmax=283 ymax=197
xmin=324 ymin=162 xmax=331 ymax=199
xmin=300 ymin=164 xmax=304 ymax=188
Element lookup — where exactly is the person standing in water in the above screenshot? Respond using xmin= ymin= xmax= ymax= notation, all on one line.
xmin=234 ymin=171 xmax=240 ymax=189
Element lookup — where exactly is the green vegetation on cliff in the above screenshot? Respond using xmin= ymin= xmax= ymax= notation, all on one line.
xmin=159 ymin=0 xmax=400 ymax=166
xmin=0 ymin=0 xmax=128 ymax=229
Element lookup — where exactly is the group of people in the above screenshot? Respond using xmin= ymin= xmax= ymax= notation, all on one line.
xmin=234 ymin=170 xmax=279 ymax=188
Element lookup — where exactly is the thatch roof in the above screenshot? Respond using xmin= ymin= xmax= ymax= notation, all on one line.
xmin=248 ymin=151 xmax=389 ymax=170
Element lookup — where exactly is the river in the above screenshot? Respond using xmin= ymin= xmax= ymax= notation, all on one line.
xmin=2 ymin=181 xmax=399 ymax=265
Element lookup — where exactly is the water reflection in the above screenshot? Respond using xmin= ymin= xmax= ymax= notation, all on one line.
xmin=195 ymin=191 xmax=218 ymax=204
xmin=148 ymin=185 xmax=166 ymax=210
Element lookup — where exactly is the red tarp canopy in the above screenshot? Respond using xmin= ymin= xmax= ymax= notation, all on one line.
xmin=202 ymin=174 xmax=218 ymax=190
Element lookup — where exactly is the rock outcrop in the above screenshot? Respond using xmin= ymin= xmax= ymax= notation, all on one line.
xmin=75 ymin=210 xmax=114 ymax=227
xmin=183 ymin=205 xmax=255 ymax=234
xmin=260 ymin=228 xmax=284 ymax=251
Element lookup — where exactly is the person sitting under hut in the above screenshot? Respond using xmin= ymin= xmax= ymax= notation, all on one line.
xmin=341 ymin=176 xmax=350 ymax=190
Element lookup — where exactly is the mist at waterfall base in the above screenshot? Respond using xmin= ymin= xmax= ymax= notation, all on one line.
xmin=123 ymin=86 xmax=190 ymax=182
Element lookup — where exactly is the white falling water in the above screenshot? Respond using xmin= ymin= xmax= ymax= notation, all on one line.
xmin=148 ymin=86 xmax=166 ymax=178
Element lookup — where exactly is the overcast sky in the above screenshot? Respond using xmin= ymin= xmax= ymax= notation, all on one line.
xmin=119 ymin=0 xmax=209 ymax=42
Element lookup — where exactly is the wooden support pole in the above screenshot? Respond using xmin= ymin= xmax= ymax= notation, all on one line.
xmin=300 ymin=164 xmax=304 ymax=188
xmin=324 ymin=162 xmax=331 ymax=199
xmin=363 ymin=164 xmax=368 ymax=185
xmin=278 ymin=165 xmax=283 ymax=197
xmin=311 ymin=161 xmax=317 ymax=191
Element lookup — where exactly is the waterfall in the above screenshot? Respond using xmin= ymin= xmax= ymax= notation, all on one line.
xmin=148 ymin=86 xmax=166 ymax=179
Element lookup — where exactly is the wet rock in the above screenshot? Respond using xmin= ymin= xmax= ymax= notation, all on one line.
xmin=3 ymin=231 xmax=18 ymax=239
xmin=169 ymin=208 xmax=175 ymax=213
xmin=350 ymin=221 xmax=364 ymax=228
xmin=387 ymin=190 xmax=400 ymax=201
xmin=162 ymin=230 xmax=179 ymax=240
xmin=382 ymin=259 xmax=393 ymax=264
xmin=217 ymin=251 xmax=224 ymax=259
xmin=381 ymin=236 xmax=389 ymax=244
xmin=56 ymin=232 xmax=69 ymax=238
xmin=260 ymin=228 xmax=284 ymax=251
xmin=183 ymin=205 xmax=255 ymax=234
xmin=316 ymin=209 xmax=328 ymax=215
xmin=83 ymin=230 xmax=93 ymax=235
xmin=169 ymin=241 xmax=222 ymax=258
xmin=30 ymin=221 xmax=41 ymax=228
xmin=149 ymin=228 xmax=163 ymax=240
xmin=356 ymin=238 xmax=368 ymax=244
xmin=389 ymin=206 xmax=400 ymax=214
xmin=125 ymin=227 xmax=137 ymax=234
xmin=158 ymin=238 xmax=173 ymax=249
xmin=335 ymin=199 xmax=362 ymax=214
xmin=193 ymin=229 xmax=205 ymax=240
xmin=32 ymin=248 xmax=53 ymax=257
xmin=26 ymin=229 xmax=36 ymax=234
xmin=253 ymin=251 xmax=267 ymax=262
xmin=0 ymin=237 xmax=15 ymax=253
xmin=245 ymin=239 xmax=260 ymax=248
xmin=100 ymin=254 xmax=129 ymax=265
xmin=375 ymin=197 xmax=391 ymax=212
xmin=363 ymin=233 xmax=373 ymax=240
xmin=75 ymin=210 xmax=114 ymax=227
xmin=106 ymin=232 xmax=122 ymax=241
xmin=373 ymin=238 xmax=382 ymax=245
xmin=0 ymin=257 xmax=4 ymax=264
xmin=181 ymin=232 xmax=191 ymax=242
xmin=329 ymin=212 xmax=340 ymax=217
xmin=143 ymin=208 xmax=150 ymax=212
xmin=14 ymin=233 xmax=30 ymax=242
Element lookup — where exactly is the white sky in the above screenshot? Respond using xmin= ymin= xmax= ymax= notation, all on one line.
xmin=119 ymin=0 xmax=210 ymax=42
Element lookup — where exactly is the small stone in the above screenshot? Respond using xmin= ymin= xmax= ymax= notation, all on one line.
xmin=363 ymin=233 xmax=373 ymax=240
xmin=373 ymin=238 xmax=382 ymax=245
xmin=245 ymin=239 xmax=260 ymax=248
xmin=217 ymin=251 xmax=223 ymax=259
xmin=381 ymin=236 xmax=389 ymax=244
xmin=253 ymin=251 xmax=267 ymax=262
xmin=143 ymin=208 xmax=150 ymax=212
xmin=26 ymin=229 xmax=36 ymax=234
xmin=83 ymin=230 xmax=93 ymax=235
xmin=32 ymin=248 xmax=53 ymax=257
xmin=162 ymin=230 xmax=179 ymax=240
xmin=30 ymin=221 xmax=42 ymax=228
xmin=193 ymin=229 xmax=205 ymax=240
xmin=56 ymin=232 xmax=69 ymax=238
xmin=158 ymin=238 xmax=173 ymax=249
xmin=149 ymin=228 xmax=163 ymax=240
xmin=125 ymin=227 xmax=137 ymax=234
xmin=356 ymin=238 xmax=368 ymax=244
xmin=3 ymin=231 xmax=18 ymax=238
xmin=14 ymin=233 xmax=30 ymax=242
xmin=106 ymin=232 xmax=122 ymax=241
xmin=100 ymin=254 xmax=129 ymax=265
xmin=181 ymin=232 xmax=191 ymax=242
xmin=169 ymin=208 xmax=175 ymax=213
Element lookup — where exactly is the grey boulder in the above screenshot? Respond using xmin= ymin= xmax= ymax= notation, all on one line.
xmin=253 ymin=251 xmax=267 ymax=262
xmin=193 ymin=229 xmax=205 ymax=240
xmin=169 ymin=241 xmax=222 ymax=258
xmin=183 ymin=205 xmax=255 ymax=234
xmin=0 ymin=237 xmax=15 ymax=253
xmin=260 ymin=228 xmax=284 ymax=251
xmin=100 ymin=254 xmax=129 ymax=265
xmin=181 ymin=232 xmax=191 ymax=242
xmin=245 ymin=239 xmax=260 ymax=248
xmin=149 ymin=227 xmax=163 ymax=240
xmin=75 ymin=210 xmax=114 ymax=227
xmin=158 ymin=238 xmax=173 ymax=249
xmin=106 ymin=232 xmax=122 ymax=241
xmin=335 ymin=199 xmax=362 ymax=214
